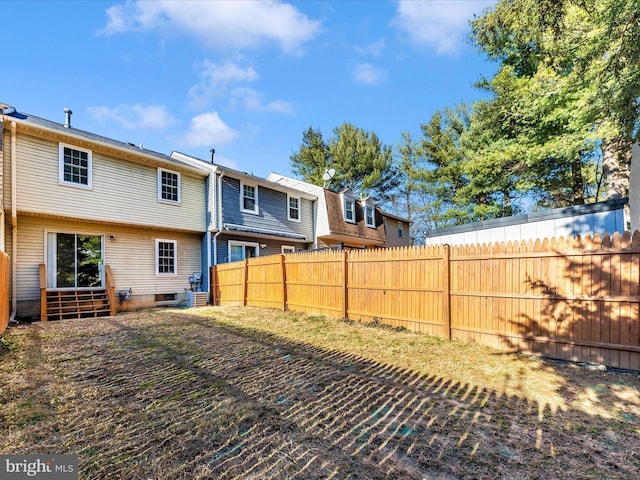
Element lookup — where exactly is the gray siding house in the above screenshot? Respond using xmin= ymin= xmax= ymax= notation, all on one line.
xmin=171 ymin=152 xmax=316 ymax=266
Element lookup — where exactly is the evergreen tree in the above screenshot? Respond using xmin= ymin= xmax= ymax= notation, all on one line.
xmin=290 ymin=122 xmax=398 ymax=201
xmin=471 ymin=0 xmax=640 ymax=199
xmin=290 ymin=126 xmax=330 ymax=187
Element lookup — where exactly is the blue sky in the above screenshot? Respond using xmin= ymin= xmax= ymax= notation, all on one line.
xmin=3 ymin=0 xmax=497 ymax=178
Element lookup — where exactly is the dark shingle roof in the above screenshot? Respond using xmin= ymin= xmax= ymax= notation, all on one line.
xmin=3 ymin=107 xmax=206 ymax=175
xmin=324 ymin=190 xmax=386 ymax=243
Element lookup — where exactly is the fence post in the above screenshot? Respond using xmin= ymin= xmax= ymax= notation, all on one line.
xmin=281 ymin=254 xmax=287 ymax=311
xmin=210 ymin=265 xmax=217 ymax=306
xmin=442 ymin=244 xmax=452 ymax=340
xmin=342 ymin=250 xmax=348 ymax=319
xmin=243 ymin=259 xmax=249 ymax=306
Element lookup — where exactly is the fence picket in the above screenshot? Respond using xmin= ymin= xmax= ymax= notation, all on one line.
xmin=213 ymin=231 xmax=640 ymax=370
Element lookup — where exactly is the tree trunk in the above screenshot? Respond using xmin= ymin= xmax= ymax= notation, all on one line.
xmin=602 ymin=137 xmax=632 ymax=199
xmin=570 ymin=151 xmax=585 ymax=205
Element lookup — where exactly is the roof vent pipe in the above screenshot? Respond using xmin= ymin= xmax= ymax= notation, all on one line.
xmin=63 ymin=108 xmax=72 ymax=128
xmin=210 ymin=148 xmax=215 ymax=163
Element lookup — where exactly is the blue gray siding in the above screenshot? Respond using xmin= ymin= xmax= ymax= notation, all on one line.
xmin=221 ymin=176 xmax=314 ymax=241
xmin=213 ymin=233 xmax=309 ymax=264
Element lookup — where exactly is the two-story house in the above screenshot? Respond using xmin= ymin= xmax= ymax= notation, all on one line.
xmin=171 ymin=152 xmax=316 ymax=265
xmin=267 ymin=173 xmax=411 ymax=248
xmin=1 ymin=103 xmax=209 ymax=321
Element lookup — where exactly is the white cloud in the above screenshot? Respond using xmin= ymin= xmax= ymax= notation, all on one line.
xmin=211 ymin=154 xmax=239 ymax=170
xmin=354 ymin=63 xmax=388 ymax=85
xmin=176 ymin=112 xmax=238 ymax=148
xmin=189 ymin=60 xmax=259 ymax=108
xmin=88 ymin=103 xmax=176 ymax=130
xmin=392 ymin=0 xmax=495 ymax=54
xmin=100 ymin=0 xmax=321 ymax=53
xmin=355 ymin=38 xmax=386 ymax=57
xmin=230 ymin=87 xmax=294 ymax=114
xmin=189 ymin=60 xmax=293 ymax=113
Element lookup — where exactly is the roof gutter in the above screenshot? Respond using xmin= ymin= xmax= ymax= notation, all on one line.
xmin=9 ymin=116 xmax=207 ymax=177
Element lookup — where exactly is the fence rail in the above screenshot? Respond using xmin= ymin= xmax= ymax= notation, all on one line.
xmin=211 ymin=231 xmax=640 ymax=370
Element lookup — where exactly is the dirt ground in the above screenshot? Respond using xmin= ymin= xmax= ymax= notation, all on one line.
xmin=1 ymin=307 xmax=639 ymax=479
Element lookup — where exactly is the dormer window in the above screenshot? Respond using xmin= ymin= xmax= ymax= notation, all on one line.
xmin=361 ymin=197 xmax=376 ymax=228
xmin=342 ymin=190 xmax=356 ymax=224
xmin=365 ymin=206 xmax=375 ymax=227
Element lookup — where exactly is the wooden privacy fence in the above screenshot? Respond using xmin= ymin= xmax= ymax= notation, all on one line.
xmin=0 ymin=250 xmax=9 ymax=334
xmin=211 ymin=231 xmax=640 ymax=370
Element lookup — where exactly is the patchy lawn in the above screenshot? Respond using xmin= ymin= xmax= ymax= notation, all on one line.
xmin=0 ymin=306 xmax=638 ymax=479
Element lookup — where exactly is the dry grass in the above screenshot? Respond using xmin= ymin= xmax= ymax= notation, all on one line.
xmin=1 ymin=306 xmax=639 ymax=479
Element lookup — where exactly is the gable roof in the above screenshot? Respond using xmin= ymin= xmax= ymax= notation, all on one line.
xmin=172 ymin=152 xmax=317 ymax=201
xmin=1 ymin=104 xmax=207 ymax=177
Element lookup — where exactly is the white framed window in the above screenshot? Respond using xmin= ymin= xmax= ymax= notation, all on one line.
xmin=59 ymin=143 xmax=92 ymax=189
xmin=158 ymin=168 xmax=181 ymax=203
xmin=344 ymin=200 xmax=354 ymax=222
xmin=156 ymin=239 xmax=177 ymax=275
xmin=365 ymin=206 xmax=375 ymax=228
xmin=240 ymin=182 xmax=258 ymax=214
xmin=281 ymin=245 xmax=296 ymax=254
xmin=397 ymin=222 xmax=404 ymax=238
xmin=229 ymin=241 xmax=259 ymax=262
xmin=288 ymin=195 xmax=301 ymax=222
xmin=342 ymin=191 xmax=356 ymax=224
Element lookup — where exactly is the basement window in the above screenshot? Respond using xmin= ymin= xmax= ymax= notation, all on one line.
xmin=155 ymin=293 xmax=177 ymax=303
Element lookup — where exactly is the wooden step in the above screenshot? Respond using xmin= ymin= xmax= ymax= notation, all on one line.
xmin=44 ymin=289 xmax=112 ymax=321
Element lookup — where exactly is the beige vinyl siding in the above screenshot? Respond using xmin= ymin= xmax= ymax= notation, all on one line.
xmin=15 ymin=133 xmax=205 ymax=231
xmin=14 ymin=216 xmax=202 ymax=308
xmin=106 ymin=227 xmax=202 ymax=296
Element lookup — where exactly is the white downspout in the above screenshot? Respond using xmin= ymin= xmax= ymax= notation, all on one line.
xmin=9 ymin=121 xmax=17 ymax=323
xmin=213 ymin=171 xmax=225 ymax=265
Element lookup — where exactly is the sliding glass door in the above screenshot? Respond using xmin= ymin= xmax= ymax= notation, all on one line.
xmin=47 ymin=233 xmax=104 ymax=289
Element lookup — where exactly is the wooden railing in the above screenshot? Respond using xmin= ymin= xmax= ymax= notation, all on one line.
xmin=39 ymin=263 xmax=47 ymax=322
xmin=105 ymin=265 xmax=116 ymax=317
